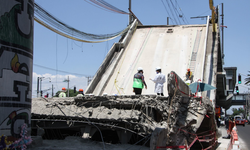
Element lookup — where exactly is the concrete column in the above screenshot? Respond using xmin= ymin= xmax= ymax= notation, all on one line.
xmin=0 ymin=0 xmax=34 ymax=140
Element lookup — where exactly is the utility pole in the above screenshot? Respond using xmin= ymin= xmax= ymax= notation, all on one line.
xmin=37 ymin=77 xmax=40 ymax=98
xmin=52 ymin=84 xmax=54 ymax=97
xmin=221 ymin=3 xmax=224 ymax=62
xmin=63 ymin=76 xmax=70 ymax=97
xmin=87 ymin=76 xmax=92 ymax=85
xmin=67 ymin=76 xmax=69 ymax=97
xmin=40 ymin=77 xmax=42 ymax=97
xmin=167 ymin=17 xmax=169 ymax=25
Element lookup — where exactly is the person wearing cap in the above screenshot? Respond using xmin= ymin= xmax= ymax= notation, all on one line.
xmin=186 ymin=68 xmax=193 ymax=83
xmin=59 ymin=87 xmax=66 ymax=97
xmin=133 ymin=67 xmax=147 ymax=95
xmin=150 ymin=67 xmax=166 ymax=96
xmin=77 ymin=89 xmax=84 ymax=97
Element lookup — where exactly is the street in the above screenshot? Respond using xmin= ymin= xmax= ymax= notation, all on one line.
xmin=236 ymin=124 xmax=250 ymax=150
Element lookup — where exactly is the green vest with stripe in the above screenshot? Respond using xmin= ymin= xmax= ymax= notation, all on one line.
xmin=59 ymin=92 xmax=66 ymax=97
xmin=133 ymin=78 xmax=144 ymax=89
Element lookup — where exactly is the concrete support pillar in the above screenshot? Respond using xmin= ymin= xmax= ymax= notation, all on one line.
xmin=117 ymin=130 xmax=132 ymax=144
xmin=0 ymin=0 xmax=34 ymax=141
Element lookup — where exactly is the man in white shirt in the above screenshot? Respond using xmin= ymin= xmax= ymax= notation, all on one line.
xmin=150 ymin=67 xmax=166 ymax=96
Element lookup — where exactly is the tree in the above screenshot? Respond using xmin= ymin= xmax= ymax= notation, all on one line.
xmin=55 ymin=89 xmax=79 ymax=97
xmin=245 ymin=71 xmax=250 ymax=85
xmin=231 ymin=107 xmax=245 ymax=116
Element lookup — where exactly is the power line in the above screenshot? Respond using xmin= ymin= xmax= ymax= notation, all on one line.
xmin=34 ymin=3 xmax=131 ymax=42
xmin=173 ymin=0 xmax=189 ymax=24
xmin=169 ymin=0 xmax=182 ymax=25
xmin=90 ymin=0 xmax=129 ymax=14
xmin=164 ymin=0 xmax=178 ymax=25
xmin=161 ymin=0 xmax=173 ymax=24
xmin=162 ymin=0 xmax=189 ymax=25
xmin=162 ymin=0 xmax=177 ymax=25
xmin=34 ymin=64 xmax=92 ymax=77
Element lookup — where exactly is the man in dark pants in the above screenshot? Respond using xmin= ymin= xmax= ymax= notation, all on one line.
xmin=133 ymin=67 xmax=147 ymax=95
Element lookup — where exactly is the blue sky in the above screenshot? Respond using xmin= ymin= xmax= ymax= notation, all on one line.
xmin=33 ymin=0 xmax=250 ymax=112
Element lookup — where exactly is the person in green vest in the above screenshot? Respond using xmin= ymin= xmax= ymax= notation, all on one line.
xmin=59 ymin=87 xmax=66 ymax=97
xmin=133 ymin=67 xmax=147 ymax=95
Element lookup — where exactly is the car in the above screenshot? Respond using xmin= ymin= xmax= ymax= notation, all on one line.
xmin=234 ymin=115 xmax=245 ymax=127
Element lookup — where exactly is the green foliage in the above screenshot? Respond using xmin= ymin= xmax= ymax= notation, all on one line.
xmin=231 ymin=107 xmax=245 ymax=116
xmin=55 ymin=89 xmax=79 ymax=97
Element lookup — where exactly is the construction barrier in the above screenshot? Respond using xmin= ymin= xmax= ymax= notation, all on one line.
xmin=156 ymin=130 xmax=217 ymax=150
xmin=227 ymin=123 xmax=240 ymax=150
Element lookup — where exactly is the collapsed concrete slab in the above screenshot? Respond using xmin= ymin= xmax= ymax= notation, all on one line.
xmin=31 ymin=72 xmax=217 ymax=150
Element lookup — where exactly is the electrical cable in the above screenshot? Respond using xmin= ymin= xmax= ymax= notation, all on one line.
xmin=34 ymin=64 xmax=92 ymax=77
xmin=63 ymin=38 xmax=69 ymax=64
xmin=34 ymin=3 xmax=130 ymax=42
xmin=97 ymin=0 xmax=128 ymax=14
xmin=169 ymin=0 xmax=182 ymax=25
xmin=72 ymin=40 xmax=84 ymax=52
xmin=197 ymin=10 xmax=211 ymax=17
xmin=89 ymin=0 xmax=129 ymax=14
xmin=164 ymin=0 xmax=178 ymax=25
xmin=34 ymin=16 xmax=130 ymax=43
xmin=174 ymin=0 xmax=189 ymax=24
xmin=175 ymin=0 xmax=189 ymax=24
xmin=161 ymin=0 xmax=174 ymax=24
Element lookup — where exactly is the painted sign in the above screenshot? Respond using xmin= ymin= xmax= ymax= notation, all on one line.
xmin=0 ymin=0 xmax=34 ymax=139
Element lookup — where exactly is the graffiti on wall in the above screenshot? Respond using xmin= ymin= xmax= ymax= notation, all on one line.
xmin=0 ymin=0 xmax=34 ymax=138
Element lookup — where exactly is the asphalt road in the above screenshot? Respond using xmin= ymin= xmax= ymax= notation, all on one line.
xmin=236 ymin=124 xmax=250 ymax=150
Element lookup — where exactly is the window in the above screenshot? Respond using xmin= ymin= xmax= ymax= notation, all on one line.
xmin=228 ymin=79 xmax=233 ymax=90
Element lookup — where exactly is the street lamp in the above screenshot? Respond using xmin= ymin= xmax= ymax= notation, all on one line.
xmin=39 ymin=77 xmax=51 ymax=97
xmin=63 ymin=76 xmax=70 ymax=97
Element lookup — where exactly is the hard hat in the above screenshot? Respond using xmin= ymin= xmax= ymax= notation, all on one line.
xmin=79 ymin=89 xmax=83 ymax=92
xmin=156 ymin=66 xmax=161 ymax=71
xmin=137 ymin=67 xmax=143 ymax=71
xmin=62 ymin=87 xmax=66 ymax=90
xmin=187 ymin=68 xmax=190 ymax=71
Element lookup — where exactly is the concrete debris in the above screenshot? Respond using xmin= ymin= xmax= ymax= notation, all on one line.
xmin=31 ymin=72 xmax=216 ymax=150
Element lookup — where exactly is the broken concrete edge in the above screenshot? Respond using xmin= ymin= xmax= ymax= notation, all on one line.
xmin=31 ymin=93 xmax=215 ymax=149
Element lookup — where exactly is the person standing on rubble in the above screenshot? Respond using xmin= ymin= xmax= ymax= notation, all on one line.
xmin=59 ymin=87 xmax=67 ymax=97
xmin=76 ymin=89 xmax=84 ymax=97
xmin=186 ymin=68 xmax=194 ymax=83
xmin=133 ymin=67 xmax=147 ymax=95
xmin=150 ymin=67 xmax=166 ymax=96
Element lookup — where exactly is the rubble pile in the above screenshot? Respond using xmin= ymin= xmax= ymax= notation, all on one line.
xmin=31 ymin=72 xmax=216 ymax=149
xmin=31 ymin=93 xmax=213 ymax=149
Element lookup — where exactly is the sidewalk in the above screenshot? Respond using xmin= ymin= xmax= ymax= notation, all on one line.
xmin=217 ymin=126 xmax=230 ymax=150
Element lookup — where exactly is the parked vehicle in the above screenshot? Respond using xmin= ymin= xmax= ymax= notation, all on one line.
xmin=234 ymin=115 xmax=245 ymax=127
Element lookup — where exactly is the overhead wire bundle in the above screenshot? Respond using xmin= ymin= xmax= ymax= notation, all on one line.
xmin=86 ymin=0 xmax=129 ymax=14
xmin=34 ymin=2 xmax=131 ymax=43
xmin=161 ymin=0 xmax=189 ymax=25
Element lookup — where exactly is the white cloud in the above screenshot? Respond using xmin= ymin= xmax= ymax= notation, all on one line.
xmin=32 ymin=72 xmax=88 ymax=98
